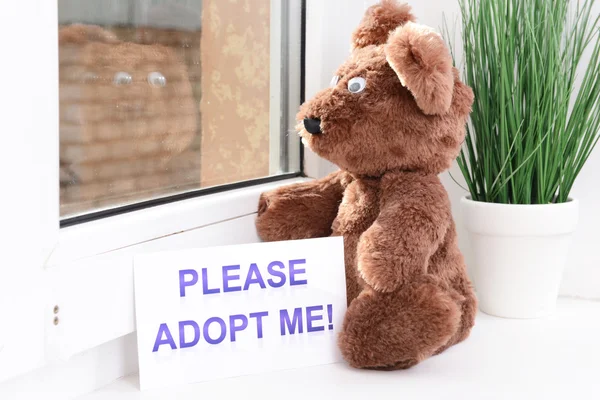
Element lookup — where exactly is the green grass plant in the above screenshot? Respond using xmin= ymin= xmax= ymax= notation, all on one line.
xmin=451 ymin=0 xmax=600 ymax=204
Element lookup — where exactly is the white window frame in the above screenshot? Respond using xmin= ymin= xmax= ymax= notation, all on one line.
xmin=1 ymin=0 xmax=60 ymax=383
xmin=269 ymin=0 xmax=303 ymax=175
xmin=0 ymin=0 xmax=313 ymax=383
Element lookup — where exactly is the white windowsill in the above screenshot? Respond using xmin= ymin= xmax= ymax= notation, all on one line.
xmin=47 ymin=177 xmax=310 ymax=268
xmin=77 ymin=297 xmax=600 ymax=400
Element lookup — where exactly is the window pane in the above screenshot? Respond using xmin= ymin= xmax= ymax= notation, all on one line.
xmin=58 ymin=0 xmax=301 ymax=218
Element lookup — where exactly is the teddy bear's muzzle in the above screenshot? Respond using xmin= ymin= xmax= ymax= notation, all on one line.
xmin=303 ymin=118 xmax=322 ymax=134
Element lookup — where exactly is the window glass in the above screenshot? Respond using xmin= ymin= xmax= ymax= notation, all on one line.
xmin=58 ymin=0 xmax=300 ymax=218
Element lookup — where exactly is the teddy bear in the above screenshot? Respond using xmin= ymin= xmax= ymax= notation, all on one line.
xmin=58 ymin=24 xmax=196 ymax=210
xmin=255 ymin=0 xmax=477 ymax=370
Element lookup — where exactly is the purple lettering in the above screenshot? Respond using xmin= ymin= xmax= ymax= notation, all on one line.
xmin=152 ymin=323 xmax=177 ymax=352
xmin=229 ymin=314 xmax=249 ymax=342
xmin=202 ymin=268 xmax=220 ymax=295
xmin=267 ymin=261 xmax=286 ymax=287
xmin=203 ymin=317 xmax=227 ymax=344
xmin=289 ymin=259 xmax=307 ymax=286
xmin=244 ymin=263 xmax=267 ymax=290
xmin=179 ymin=269 xmax=198 ymax=297
xmin=249 ymin=311 xmax=269 ymax=339
xmin=306 ymin=305 xmax=324 ymax=332
xmin=179 ymin=320 xmax=200 ymax=348
xmin=279 ymin=308 xmax=303 ymax=335
xmin=222 ymin=265 xmax=242 ymax=292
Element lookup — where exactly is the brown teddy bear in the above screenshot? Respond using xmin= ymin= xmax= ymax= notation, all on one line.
xmin=256 ymin=0 xmax=476 ymax=370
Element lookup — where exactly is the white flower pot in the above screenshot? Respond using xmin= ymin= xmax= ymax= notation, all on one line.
xmin=461 ymin=196 xmax=579 ymax=319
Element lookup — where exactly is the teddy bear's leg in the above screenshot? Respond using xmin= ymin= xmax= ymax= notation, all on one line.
xmin=338 ymin=275 xmax=462 ymax=370
xmin=455 ymin=288 xmax=477 ymax=343
xmin=255 ymin=170 xmax=349 ymax=242
xmin=434 ymin=280 xmax=477 ymax=355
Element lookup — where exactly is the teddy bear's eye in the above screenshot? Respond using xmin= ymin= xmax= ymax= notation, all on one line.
xmin=113 ymin=71 xmax=132 ymax=86
xmin=148 ymin=71 xmax=167 ymax=87
xmin=348 ymin=77 xmax=366 ymax=93
xmin=330 ymin=75 xmax=340 ymax=87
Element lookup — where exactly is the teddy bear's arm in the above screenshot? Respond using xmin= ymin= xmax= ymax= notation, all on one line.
xmin=357 ymin=174 xmax=451 ymax=292
xmin=255 ymin=170 xmax=351 ymax=242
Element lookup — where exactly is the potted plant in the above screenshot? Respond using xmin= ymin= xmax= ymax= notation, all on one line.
xmin=453 ymin=0 xmax=600 ymax=318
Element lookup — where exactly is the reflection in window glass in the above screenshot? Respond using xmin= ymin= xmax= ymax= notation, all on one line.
xmin=58 ymin=0 xmax=300 ymax=218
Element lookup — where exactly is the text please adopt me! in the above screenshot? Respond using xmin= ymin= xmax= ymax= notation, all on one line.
xmin=152 ymin=259 xmax=335 ymax=352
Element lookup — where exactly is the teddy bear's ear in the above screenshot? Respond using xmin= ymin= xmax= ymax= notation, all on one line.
xmin=352 ymin=0 xmax=415 ymax=49
xmin=385 ymin=22 xmax=454 ymax=115
xmin=59 ymin=24 xmax=119 ymax=45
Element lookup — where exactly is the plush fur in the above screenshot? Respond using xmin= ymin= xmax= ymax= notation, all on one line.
xmin=352 ymin=0 xmax=415 ymax=48
xmin=385 ymin=22 xmax=455 ymax=115
xmin=256 ymin=1 xmax=476 ymax=370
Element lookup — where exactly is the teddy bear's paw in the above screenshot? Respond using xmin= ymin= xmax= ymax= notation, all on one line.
xmin=255 ymin=186 xmax=336 ymax=242
xmin=356 ymin=224 xmax=405 ymax=292
xmin=338 ymin=280 xmax=461 ymax=370
xmin=357 ymin=253 xmax=398 ymax=292
xmin=257 ymin=192 xmax=271 ymax=216
xmin=357 ymin=247 xmax=413 ymax=293
xmin=255 ymin=191 xmax=287 ymax=241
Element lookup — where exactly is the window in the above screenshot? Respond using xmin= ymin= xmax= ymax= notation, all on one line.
xmin=2 ymin=0 xmax=364 ymax=386
xmin=57 ymin=0 xmax=302 ymax=219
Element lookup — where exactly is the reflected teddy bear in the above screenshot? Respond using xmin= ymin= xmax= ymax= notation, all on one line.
xmin=58 ymin=24 xmax=196 ymax=201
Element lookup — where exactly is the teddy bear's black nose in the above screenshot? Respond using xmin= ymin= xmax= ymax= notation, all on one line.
xmin=303 ymin=118 xmax=322 ymax=134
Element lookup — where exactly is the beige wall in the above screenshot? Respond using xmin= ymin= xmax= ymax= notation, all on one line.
xmin=199 ymin=0 xmax=271 ymax=187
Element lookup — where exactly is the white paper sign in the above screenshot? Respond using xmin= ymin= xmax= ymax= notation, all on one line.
xmin=134 ymin=237 xmax=347 ymax=390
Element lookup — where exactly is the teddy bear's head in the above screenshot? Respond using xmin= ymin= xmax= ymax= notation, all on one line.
xmin=298 ymin=0 xmax=474 ymax=176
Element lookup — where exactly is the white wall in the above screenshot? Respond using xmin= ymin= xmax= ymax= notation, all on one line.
xmin=559 ymin=1 xmax=600 ymax=299
xmin=306 ymin=0 xmax=600 ymax=300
